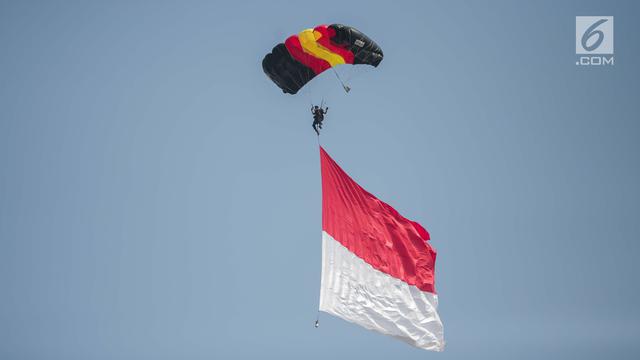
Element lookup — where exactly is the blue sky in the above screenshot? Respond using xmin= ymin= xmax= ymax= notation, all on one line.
xmin=1 ymin=1 xmax=639 ymax=359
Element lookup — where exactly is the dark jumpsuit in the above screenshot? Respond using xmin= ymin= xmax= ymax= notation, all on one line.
xmin=312 ymin=107 xmax=327 ymax=135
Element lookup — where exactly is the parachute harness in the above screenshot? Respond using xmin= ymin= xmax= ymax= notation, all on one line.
xmin=311 ymin=99 xmax=327 ymax=137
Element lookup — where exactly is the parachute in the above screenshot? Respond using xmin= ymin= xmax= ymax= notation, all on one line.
xmin=262 ymin=24 xmax=384 ymax=94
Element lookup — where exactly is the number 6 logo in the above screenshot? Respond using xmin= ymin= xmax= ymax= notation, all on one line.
xmin=581 ymin=18 xmax=608 ymax=52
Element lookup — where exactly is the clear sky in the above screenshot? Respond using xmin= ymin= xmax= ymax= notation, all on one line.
xmin=1 ymin=1 xmax=639 ymax=359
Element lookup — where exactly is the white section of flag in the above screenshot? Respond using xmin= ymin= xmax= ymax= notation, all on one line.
xmin=319 ymin=231 xmax=445 ymax=351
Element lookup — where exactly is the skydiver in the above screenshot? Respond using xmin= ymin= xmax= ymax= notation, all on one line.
xmin=311 ymin=105 xmax=328 ymax=135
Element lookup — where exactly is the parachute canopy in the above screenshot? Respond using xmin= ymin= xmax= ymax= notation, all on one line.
xmin=262 ymin=24 xmax=383 ymax=94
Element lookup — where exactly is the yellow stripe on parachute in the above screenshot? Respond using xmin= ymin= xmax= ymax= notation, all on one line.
xmin=298 ymin=29 xmax=346 ymax=67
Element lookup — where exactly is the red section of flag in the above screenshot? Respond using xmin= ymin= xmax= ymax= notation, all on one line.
xmin=321 ymin=147 xmax=437 ymax=293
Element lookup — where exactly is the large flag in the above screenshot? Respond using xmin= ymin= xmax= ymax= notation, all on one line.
xmin=319 ymin=147 xmax=445 ymax=351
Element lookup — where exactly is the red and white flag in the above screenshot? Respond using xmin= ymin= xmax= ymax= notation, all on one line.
xmin=319 ymin=147 xmax=445 ymax=351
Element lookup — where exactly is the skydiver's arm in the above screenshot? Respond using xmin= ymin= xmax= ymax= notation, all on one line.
xmin=325 ymin=107 xmax=329 ymax=114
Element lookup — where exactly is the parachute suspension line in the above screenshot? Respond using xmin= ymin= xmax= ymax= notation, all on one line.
xmin=332 ymin=68 xmax=351 ymax=93
xmin=315 ymin=137 xmax=322 ymax=329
